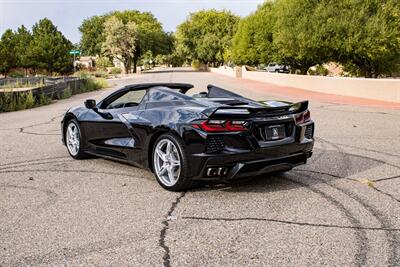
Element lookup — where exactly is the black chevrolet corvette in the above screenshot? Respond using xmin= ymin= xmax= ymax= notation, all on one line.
xmin=61 ymin=83 xmax=314 ymax=191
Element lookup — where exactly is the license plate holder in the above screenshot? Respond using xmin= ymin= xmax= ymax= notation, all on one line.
xmin=265 ymin=124 xmax=286 ymax=140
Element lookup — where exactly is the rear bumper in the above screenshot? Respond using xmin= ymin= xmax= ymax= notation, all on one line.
xmin=188 ymin=141 xmax=313 ymax=181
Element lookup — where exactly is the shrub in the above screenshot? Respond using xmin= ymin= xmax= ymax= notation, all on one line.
xmin=81 ymin=77 xmax=108 ymax=92
xmin=110 ymin=67 xmax=122 ymax=75
xmin=38 ymin=93 xmax=51 ymax=106
xmin=74 ymin=70 xmax=91 ymax=79
xmin=93 ymin=70 xmax=109 ymax=78
xmin=96 ymin=57 xmax=113 ymax=70
xmin=191 ymin=59 xmax=201 ymax=70
xmin=308 ymin=65 xmax=329 ymax=76
xmin=61 ymin=86 xmax=72 ymax=99
xmin=0 ymin=90 xmax=36 ymax=112
xmin=9 ymin=71 xmax=25 ymax=78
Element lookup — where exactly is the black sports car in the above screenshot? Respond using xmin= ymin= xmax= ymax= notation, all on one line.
xmin=61 ymin=83 xmax=314 ymax=191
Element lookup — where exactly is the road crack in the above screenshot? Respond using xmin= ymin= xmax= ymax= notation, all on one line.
xmin=159 ymin=192 xmax=186 ymax=267
xmin=182 ymin=216 xmax=400 ymax=232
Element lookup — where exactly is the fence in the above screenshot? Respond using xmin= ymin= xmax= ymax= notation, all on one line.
xmin=0 ymin=78 xmax=87 ymax=112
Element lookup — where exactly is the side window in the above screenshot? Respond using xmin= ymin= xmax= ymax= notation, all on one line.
xmin=106 ymin=90 xmax=147 ymax=109
xmin=148 ymin=90 xmax=180 ymax=102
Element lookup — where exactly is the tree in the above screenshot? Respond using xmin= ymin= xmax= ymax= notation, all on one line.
xmin=29 ymin=18 xmax=73 ymax=74
xmin=272 ymin=0 xmax=331 ymax=74
xmin=79 ymin=15 xmax=107 ymax=56
xmin=176 ymin=10 xmax=239 ymax=66
xmin=79 ymin=10 xmax=170 ymax=72
xmin=102 ymin=16 xmax=138 ymax=74
xmin=0 ymin=29 xmax=17 ymax=77
xmin=14 ymin=25 xmax=33 ymax=75
xmin=230 ymin=2 xmax=276 ymax=66
xmin=326 ymin=0 xmax=400 ymax=77
xmin=96 ymin=57 xmax=113 ymax=70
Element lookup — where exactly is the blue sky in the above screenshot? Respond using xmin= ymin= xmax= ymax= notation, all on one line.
xmin=0 ymin=0 xmax=264 ymax=43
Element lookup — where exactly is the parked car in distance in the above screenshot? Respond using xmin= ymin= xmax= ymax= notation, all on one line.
xmin=265 ymin=63 xmax=290 ymax=73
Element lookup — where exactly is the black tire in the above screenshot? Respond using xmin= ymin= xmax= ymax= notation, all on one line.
xmin=152 ymin=133 xmax=197 ymax=191
xmin=64 ymin=119 xmax=88 ymax=159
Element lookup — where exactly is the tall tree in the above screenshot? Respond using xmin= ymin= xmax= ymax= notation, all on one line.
xmin=230 ymin=2 xmax=276 ymax=66
xmin=0 ymin=29 xmax=17 ymax=77
xmin=29 ymin=18 xmax=73 ymax=74
xmin=326 ymin=0 xmax=400 ymax=77
xmin=175 ymin=10 xmax=239 ymax=65
xmin=79 ymin=10 xmax=169 ymax=72
xmin=14 ymin=25 xmax=33 ymax=75
xmin=273 ymin=0 xmax=330 ymax=74
xmin=102 ymin=16 xmax=138 ymax=74
xmin=79 ymin=15 xmax=107 ymax=56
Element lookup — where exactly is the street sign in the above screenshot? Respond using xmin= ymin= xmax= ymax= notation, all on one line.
xmin=69 ymin=50 xmax=81 ymax=55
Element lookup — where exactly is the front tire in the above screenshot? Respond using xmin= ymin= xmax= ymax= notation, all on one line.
xmin=152 ymin=133 xmax=196 ymax=191
xmin=65 ymin=119 xmax=87 ymax=159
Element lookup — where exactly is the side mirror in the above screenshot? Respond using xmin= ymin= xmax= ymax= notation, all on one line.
xmin=84 ymin=99 xmax=96 ymax=109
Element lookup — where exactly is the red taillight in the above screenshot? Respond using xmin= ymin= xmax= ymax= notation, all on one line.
xmin=193 ymin=120 xmax=247 ymax=132
xmin=225 ymin=121 xmax=247 ymax=131
xmin=295 ymin=110 xmax=311 ymax=124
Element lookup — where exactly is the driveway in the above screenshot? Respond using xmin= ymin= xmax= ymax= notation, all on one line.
xmin=0 ymin=68 xmax=399 ymax=266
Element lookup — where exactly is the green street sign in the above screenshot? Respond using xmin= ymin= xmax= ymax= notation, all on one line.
xmin=69 ymin=50 xmax=81 ymax=55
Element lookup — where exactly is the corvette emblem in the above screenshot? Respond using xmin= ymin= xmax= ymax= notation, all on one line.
xmin=272 ymin=127 xmax=279 ymax=137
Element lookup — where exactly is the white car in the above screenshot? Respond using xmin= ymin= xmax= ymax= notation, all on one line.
xmin=265 ymin=63 xmax=290 ymax=73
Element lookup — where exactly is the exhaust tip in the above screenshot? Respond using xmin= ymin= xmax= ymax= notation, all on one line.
xmin=207 ymin=167 xmax=228 ymax=177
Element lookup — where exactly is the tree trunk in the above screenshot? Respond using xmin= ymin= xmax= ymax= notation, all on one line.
xmin=133 ymin=59 xmax=137 ymax=73
xmin=299 ymin=67 xmax=309 ymax=75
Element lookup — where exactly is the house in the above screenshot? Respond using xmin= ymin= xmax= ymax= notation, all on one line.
xmin=74 ymin=56 xmax=96 ymax=69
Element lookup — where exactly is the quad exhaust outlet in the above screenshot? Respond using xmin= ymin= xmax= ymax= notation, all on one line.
xmin=206 ymin=167 xmax=228 ymax=177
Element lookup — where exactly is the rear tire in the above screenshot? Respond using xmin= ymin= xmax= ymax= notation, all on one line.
xmin=152 ymin=133 xmax=197 ymax=191
xmin=65 ymin=119 xmax=88 ymax=159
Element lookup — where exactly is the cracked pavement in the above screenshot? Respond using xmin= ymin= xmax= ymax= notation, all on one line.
xmin=0 ymin=68 xmax=399 ymax=266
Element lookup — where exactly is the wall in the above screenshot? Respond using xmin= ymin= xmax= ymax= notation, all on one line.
xmin=210 ymin=66 xmax=400 ymax=103
xmin=209 ymin=67 xmax=236 ymax=78
xmin=241 ymin=67 xmax=400 ymax=103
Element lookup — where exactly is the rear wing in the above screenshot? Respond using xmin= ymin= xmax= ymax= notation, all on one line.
xmin=203 ymin=101 xmax=309 ymax=119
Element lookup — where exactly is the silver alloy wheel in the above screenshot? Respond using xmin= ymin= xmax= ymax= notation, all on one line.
xmin=66 ymin=122 xmax=80 ymax=156
xmin=153 ymin=139 xmax=181 ymax=187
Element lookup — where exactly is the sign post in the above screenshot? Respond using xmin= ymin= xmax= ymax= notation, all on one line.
xmin=69 ymin=50 xmax=81 ymax=73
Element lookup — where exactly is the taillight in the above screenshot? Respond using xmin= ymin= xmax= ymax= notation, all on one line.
xmin=193 ymin=120 xmax=247 ymax=132
xmin=295 ymin=110 xmax=311 ymax=124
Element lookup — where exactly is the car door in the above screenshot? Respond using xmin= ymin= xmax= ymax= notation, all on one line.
xmin=83 ymin=89 xmax=147 ymax=159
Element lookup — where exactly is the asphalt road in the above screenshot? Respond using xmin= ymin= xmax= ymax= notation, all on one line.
xmin=1 ymin=68 xmax=399 ymax=266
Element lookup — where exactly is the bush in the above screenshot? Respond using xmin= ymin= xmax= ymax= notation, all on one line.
xmin=74 ymin=70 xmax=91 ymax=79
xmin=0 ymin=77 xmax=108 ymax=113
xmin=96 ymin=57 xmax=113 ymax=70
xmin=38 ymin=93 xmax=51 ymax=106
xmin=93 ymin=70 xmax=109 ymax=78
xmin=191 ymin=59 xmax=201 ymax=70
xmin=308 ymin=65 xmax=329 ymax=76
xmin=9 ymin=71 xmax=25 ymax=78
xmin=0 ymin=90 xmax=38 ymax=112
xmin=110 ymin=67 xmax=122 ymax=75
xmin=61 ymin=86 xmax=72 ymax=99
xmin=80 ymin=77 xmax=108 ymax=92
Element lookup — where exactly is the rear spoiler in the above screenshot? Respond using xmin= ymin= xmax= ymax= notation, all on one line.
xmin=203 ymin=101 xmax=309 ymax=119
